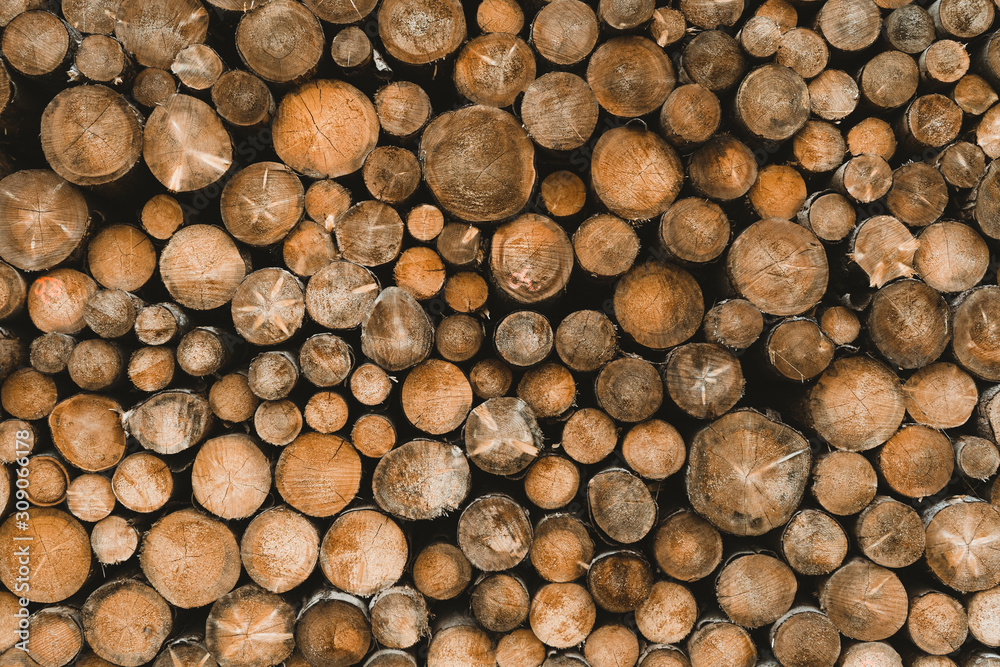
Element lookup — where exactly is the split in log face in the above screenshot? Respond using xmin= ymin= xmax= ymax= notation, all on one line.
xmin=686 ymin=409 xmax=811 ymax=536
xmin=421 ymin=105 xmax=535 ymax=223
xmin=908 ymin=591 xmax=969 ymax=655
xmin=2 ymin=11 xmax=72 ymax=79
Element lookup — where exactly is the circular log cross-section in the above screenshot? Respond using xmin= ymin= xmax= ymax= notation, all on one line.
xmin=717 ymin=554 xmax=797 ymax=628
xmin=206 ymin=585 xmax=296 ymax=667
xmin=221 ymin=162 xmax=304 ymax=247
xmin=81 ymin=580 xmax=172 ymax=667
xmin=454 ymin=33 xmax=536 ymax=108
xmin=236 ymin=0 xmax=324 ymax=85
xmin=115 ymin=0 xmax=207 ymax=69
xmin=809 ymin=356 xmax=905 ymax=452
xmin=686 ymin=409 xmax=811 ymax=536
xmin=465 ymin=397 xmax=541 ymax=476
xmin=49 ymin=393 xmax=126 ymax=472
xmin=143 ymin=94 xmax=232 ymax=193
xmin=820 ymin=558 xmax=908 ymax=641
xmin=587 ymin=36 xmax=675 ymax=118
xmin=0 ymin=170 xmax=89 ymax=272
xmin=0 ymin=508 xmax=90 ymax=603
xmin=490 ymin=214 xmax=573 ymax=305
xmin=953 ymin=286 xmax=1000 ymax=381
xmin=320 ymin=509 xmax=408 ymax=597
xmin=663 ymin=343 xmax=744 ymax=419
xmin=378 ymin=0 xmax=466 ymax=65
xmin=273 ymin=79 xmax=379 ymax=180
xmin=274 ymin=432 xmax=361 ymax=518
xmin=140 ymin=508 xmax=241 ymax=609
xmin=614 ymin=261 xmax=703 ymax=350
xmin=458 ymin=494 xmax=532 ymax=572
xmin=160 ymin=225 xmax=246 ymax=311
xmin=728 ymin=218 xmax=828 ymax=317
xmin=192 ymin=433 xmax=271 ymax=520
xmin=591 ymin=126 xmax=683 ymax=221
xmin=374 ymin=439 xmax=470 ymax=521
xmin=241 ymin=506 xmax=319 ymax=594
xmin=232 ymin=268 xmax=305 ymax=346
xmin=736 ymin=64 xmax=809 ymax=142
xmin=422 ymin=105 xmax=535 ymax=223
xmin=589 ymin=469 xmax=657 ymax=544
xmin=925 ymin=498 xmax=1000 ymax=593
xmin=212 ymin=70 xmax=274 ymax=130
xmin=41 ymin=85 xmax=143 ymax=187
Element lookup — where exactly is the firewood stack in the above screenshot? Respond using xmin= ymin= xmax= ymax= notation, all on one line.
xmin=3 ymin=0 xmax=1000 ymax=664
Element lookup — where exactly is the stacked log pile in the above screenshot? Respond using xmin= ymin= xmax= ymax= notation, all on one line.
xmin=3 ymin=0 xmax=1000 ymax=665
